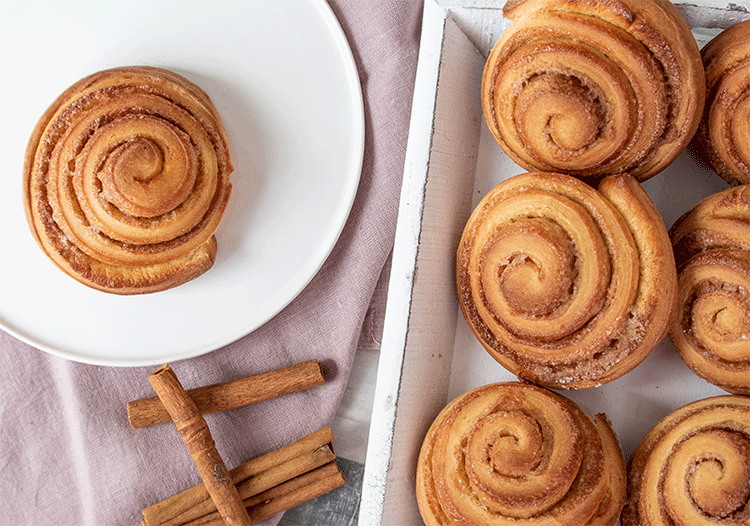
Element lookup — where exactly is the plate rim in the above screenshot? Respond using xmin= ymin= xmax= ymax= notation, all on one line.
xmin=0 ymin=0 xmax=366 ymax=367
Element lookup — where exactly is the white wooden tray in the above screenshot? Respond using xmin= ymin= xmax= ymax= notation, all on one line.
xmin=360 ymin=1 xmax=750 ymax=524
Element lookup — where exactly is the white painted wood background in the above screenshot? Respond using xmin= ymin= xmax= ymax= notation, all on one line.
xmin=349 ymin=1 xmax=750 ymax=524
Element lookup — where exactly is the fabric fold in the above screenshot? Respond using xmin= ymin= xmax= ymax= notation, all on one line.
xmin=0 ymin=1 xmax=423 ymax=524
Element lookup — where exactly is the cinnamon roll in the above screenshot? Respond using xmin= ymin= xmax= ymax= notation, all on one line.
xmin=23 ymin=66 xmax=233 ymax=294
xmin=456 ymin=172 xmax=677 ymax=390
xmin=669 ymin=185 xmax=750 ymax=395
xmin=622 ymin=395 xmax=750 ymax=526
xmin=481 ymin=0 xmax=705 ymax=182
xmin=416 ymin=382 xmax=626 ymax=526
xmin=696 ymin=20 xmax=750 ymax=186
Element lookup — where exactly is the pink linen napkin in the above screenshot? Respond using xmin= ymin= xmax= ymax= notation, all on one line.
xmin=0 ymin=1 xmax=424 ymax=524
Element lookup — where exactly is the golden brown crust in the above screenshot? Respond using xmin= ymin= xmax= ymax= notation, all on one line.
xmin=416 ymin=382 xmax=626 ymax=526
xmin=23 ymin=66 xmax=232 ymax=294
xmin=481 ymin=0 xmax=705 ymax=182
xmin=622 ymin=395 xmax=750 ymax=526
xmin=669 ymin=185 xmax=750 ymax=395
xmin=696 ymin=20 xmax=750 ymax=186
xmin=456 ymin=172 xmax=677 ymax=389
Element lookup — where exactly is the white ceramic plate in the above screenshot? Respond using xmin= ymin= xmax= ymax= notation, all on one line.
xmin=0 ymin=0 xmax=364 ymax=366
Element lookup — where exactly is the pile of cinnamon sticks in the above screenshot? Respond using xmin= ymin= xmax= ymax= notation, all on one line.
xmin=129 ymin=360 xmax=344 ymax=526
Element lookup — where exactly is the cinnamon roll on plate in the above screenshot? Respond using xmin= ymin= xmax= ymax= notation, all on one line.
xmin=23 ymin=66 xmax=233 ymax=294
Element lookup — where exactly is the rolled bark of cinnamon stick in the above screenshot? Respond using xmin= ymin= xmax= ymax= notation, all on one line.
xmin=245 ymin=463 xmax=345 ymax=524
xmin=149 ymin=364 xmax=252 ymax=526
xmin=183 ymin=463 xmax=346 ymax=526
xmin=130 ymin=360 xmax=325 ymax=428
xmin=159 ymin=445 xmax=336 ymax=526
xmin=142 ymin=427 xmax=337 ymax=526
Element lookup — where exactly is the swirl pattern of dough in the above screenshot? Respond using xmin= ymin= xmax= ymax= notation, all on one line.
xmin=416 ymin=382 xmax=626 ymax=526
xmin=481 ymin=0 xmax=705 ymax=182
xmin=457 ymin=172 xmax=677 ymax=389
xmin=669 ymin=185 xmax=750 ymax=394
xmin=23 ymin=66 xmax=232 ymax=294
xmin=697 ymin=19 xmax=750 ymax=186
xmin=622 ymin=395 xmax=750 ymax=526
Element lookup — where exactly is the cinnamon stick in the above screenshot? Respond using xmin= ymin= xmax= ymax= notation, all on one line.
xmin=157 ymin=445 xmax=336 ymax=526
xmin=245 ymin=463 xmax=345 ymax=524
xmin=130 ymin=360 xmax=325 ymax=428
xmin=149 ymin=365 xmax=252 ymax=526
xmin=141 ymin=427 xmax=336 ymax=526
xmin=181 ymin=463 xmax=346 ymax=526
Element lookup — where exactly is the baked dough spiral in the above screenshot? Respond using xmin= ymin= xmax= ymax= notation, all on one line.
xmin=457 ymin=172 xmax=677 ymax=389
xmin=23 ymin=66 xmax=233 ymax=294
xmin=481 ymin=0 xmax=705 ymax=182
xmin=669 ymin=185 xmax=750 ymax=395
xmin=622 ymin=395 xmax=750 ymax=526
xmin=416 ymin=382 xmax=626 ymax=526
xmin=697 ymin=19 xmax=750 ymax=186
